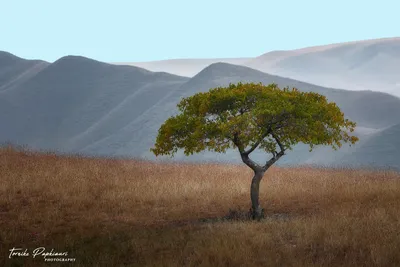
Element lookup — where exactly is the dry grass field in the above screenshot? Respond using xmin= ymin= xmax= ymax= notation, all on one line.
xmin=1 ymin=145 xmax=400 ymax=266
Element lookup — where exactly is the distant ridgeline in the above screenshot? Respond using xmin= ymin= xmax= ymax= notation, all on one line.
xmin=1 ymin=51 xmax=400 ymax=170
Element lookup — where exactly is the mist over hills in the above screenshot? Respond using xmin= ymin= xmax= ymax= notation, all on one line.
xmin=182 ymin=62 xmax=400 ymax=129
xmin=116 ymin=37 xmax=400 ymax=97
xmin=0 ymin=52 xmax=189 ymax=152
xmin=113 ymin=58 xmax=251 ymax=78
xmin=1 ymin=50 xmax=400 ymax=169
xmin=247 ymin=37 xmax=400 ymax=96
xmin=147 ymin=62 xmax=400 ymax=167
xmin=337 ymin=123 xmax=400 ymax=170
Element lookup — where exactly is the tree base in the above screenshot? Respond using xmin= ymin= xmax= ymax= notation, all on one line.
xmin=249 ymin=207 xmax=265 ymax=221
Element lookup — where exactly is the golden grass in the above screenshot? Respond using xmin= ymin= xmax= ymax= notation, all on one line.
xmin=1 ymin=145 xmax=400 ymax=266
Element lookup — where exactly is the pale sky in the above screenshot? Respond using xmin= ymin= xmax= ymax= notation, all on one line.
xmin=2 ymin=0 xmax=399 ymax=62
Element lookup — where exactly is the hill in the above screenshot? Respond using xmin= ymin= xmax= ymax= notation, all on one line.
xmin=1 ymin=55 xmax=400 ymax=168
xmin=337 ymin=123 xmax=400 ymax=170
xmin=0 ymin=51 xmax=49 ymax=92
xmin=181 ymin=62 xmax=400 ymax=129
xmin=245 ymin=37 xmax=400 ymax=96
xmin=112 ymin=57 xmax=251 ymax=77
xmin=147 ymin=62 xmax=400 ymax=166
xmin=0 ymin=55 xmax=189 ymax=153
xmin=114 ymin=37 xmax=400 ymax=97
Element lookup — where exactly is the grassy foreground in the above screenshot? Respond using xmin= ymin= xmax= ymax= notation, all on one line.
xmin=0 ymin=146 xmax=400 ymax=266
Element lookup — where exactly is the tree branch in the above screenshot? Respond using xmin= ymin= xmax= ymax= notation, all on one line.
xmin=232 ymin=132 xmax=245 ymax=154
xmin=240 ymin=152 xmax=262 ymax=171
xmin=231 ymin=131 xmax=261 ymax=171
xmin=243 ymin=114 xmax=290 ymax=156
xmin=262 ymin=132 xmax=285 ymax=171
xmin=271 ymin=132 xmax=285 ymax=153
xmin=232 ymin=113 xmax=290 ymax=171
xmin=243 ymin=128 xmax=272 ymax=155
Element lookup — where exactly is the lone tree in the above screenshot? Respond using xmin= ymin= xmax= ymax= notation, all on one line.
xmin=151 ymin=82 xmax=358 ymax=220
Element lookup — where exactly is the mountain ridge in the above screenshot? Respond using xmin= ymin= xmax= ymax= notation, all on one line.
xmin=1 ymin=51 xmax=400 ymax=169
xmin=109 ymin=37 xmax=400 ymax=97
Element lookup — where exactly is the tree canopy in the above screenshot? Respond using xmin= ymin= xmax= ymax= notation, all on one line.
xmin=151 ymin=82 xmax=358 ymax=170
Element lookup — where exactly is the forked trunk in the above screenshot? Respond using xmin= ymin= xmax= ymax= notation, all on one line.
xmin=239 ymin=150 xmax=281 ymax=220
xmin=250 ymin=169 xmax=265 ymax=220
xmin=238 ymin=135 xmax=285 ymax=220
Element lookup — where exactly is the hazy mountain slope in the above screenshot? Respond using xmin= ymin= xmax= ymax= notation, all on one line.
xmin=337 ymin=123 xmax=400 ymax=170
xmin=157 ymin=63 xmax=400 ymax=165
xmin=113 ymin=38 xmax=390 ymax=78
xmin=113 ymin=38 xmax=400 ymax=96
xmin=89 ymin=62 xmax=400 ymax=166
xmin=0 ymin=51 xmax=49 ymax=92
xmin=181 ymin=63 xmax=400 ymax=128
xmin=112 ymin=58 xmax=251 ymax=77
xmin=0 ymin=56 xmax=189 ymax=151
xmin=1 ymin=57 xmax=400 ymax=168
xmin=245 ymin=37 xmax=400 ymax=96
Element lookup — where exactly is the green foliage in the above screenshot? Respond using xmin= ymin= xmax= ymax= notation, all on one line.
xmin=151 ymin=82 xmax=358 ymax=157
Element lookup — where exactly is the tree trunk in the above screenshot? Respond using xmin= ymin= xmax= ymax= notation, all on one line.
xmin=250 ymin=169 xmax=265 ymax=220
xmin=239 ymin=150 xmax=281 ymax=221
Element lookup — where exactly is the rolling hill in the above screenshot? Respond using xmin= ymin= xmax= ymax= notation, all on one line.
xmin=0 ymin=54 xmax=189 ymax=153
xmin=1 ymin=52 xmax=400 ymax=168
xmin=180 ymin=62 xmax=400 ymax=128
xmin=337 ymin=123 xmax=400 ymax=170
xmin=114 ymin=37 xmax=400 ymax=97
xmin=0 ymin=51 xmax=49 ymax=93
xmin=112 ymin=58 xmax=251 ymax=77
xmin=246 ymin=37 xmax=400 ymax=96
xmin=146 ymin=62 xmax=400 ymax=166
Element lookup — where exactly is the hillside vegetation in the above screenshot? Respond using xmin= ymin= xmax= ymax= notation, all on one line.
xmin=1 ymin=146 xmax=400 ymax=266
